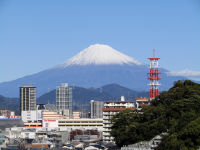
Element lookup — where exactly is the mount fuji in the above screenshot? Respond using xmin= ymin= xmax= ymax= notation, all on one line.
xmin=0 ymin=44 xmax=185 ymax=97
xmin=56 ymin=44 xmax=142 ymax=67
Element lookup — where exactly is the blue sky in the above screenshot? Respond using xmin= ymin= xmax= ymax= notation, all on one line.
xmin=0 ymin=0 xmax=200 ymax=82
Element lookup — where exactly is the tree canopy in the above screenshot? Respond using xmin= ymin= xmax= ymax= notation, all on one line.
xmin=110 ymin=80 xmax=200 ymax=149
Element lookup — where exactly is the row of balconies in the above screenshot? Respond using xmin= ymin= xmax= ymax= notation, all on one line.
xmin=103 ymin=112 xmax=117 ymax=116
xmin=103 ymin=136 xmax=113 ymax=141
xmin=58 ymin=121 xmax=102 ymax=123
xmin=104 ymin=103 xmax=134 ymax=107
xmin=59 ymin=123 xmax=103 ymax=126
xmin=103 ymin=124 xmax=111 ymax=128
xmin=102 ymin=132 xmax=110 ymax=136
xmin=103 ymin=116 xmax=112 ymax=119
xmin=59 ymin=124 xmax=102 ymax=127
xmin=103 ymin=120 xmax=110 ymax=124
xmin=103 ymin=128 xmax=111 ymax=132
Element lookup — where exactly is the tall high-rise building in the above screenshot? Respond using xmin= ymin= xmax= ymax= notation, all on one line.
xmin=56 ymin=83 xmax=72 ymax=117
xmin=90 ymin=100 xmax=104 ymax=119
xmin=20 ymin=85 xmax=36 ymax=112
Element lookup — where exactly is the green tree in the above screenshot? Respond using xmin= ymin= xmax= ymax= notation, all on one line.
xmin=111 ymin=80 xmax=200 ymax=149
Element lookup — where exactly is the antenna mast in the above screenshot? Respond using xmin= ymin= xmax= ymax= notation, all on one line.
xmin=148 ymin=49 xmax=161 ymax=100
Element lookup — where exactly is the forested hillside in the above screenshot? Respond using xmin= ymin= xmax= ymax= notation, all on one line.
xmin=111 ymin=80 xmax=200 ymax=149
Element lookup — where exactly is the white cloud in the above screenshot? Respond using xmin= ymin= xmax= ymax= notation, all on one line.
xmin=167 ymin=69 xmax=200 ymax=77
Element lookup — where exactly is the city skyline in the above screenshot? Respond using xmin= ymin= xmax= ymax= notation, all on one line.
xmin=0 ymin=0 xmax=200 ymax=82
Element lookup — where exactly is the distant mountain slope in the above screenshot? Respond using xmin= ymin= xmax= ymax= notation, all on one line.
xmin=0 ymin=44 xmax=186 ymax=97
xmin=99 ymin=83 xmax=149 ymax=97
xmin=37 ymin=84 xmax=149 ymax=110
xmin=0 ymin=95 xmax=19 ymax=115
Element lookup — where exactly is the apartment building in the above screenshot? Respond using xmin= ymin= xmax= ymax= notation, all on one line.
xmin=102 ymin=97 xmax=136 ymax=143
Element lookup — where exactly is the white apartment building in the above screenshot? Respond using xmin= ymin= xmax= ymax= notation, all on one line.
xmin=102 ymin=97 xmax=136 ymax=143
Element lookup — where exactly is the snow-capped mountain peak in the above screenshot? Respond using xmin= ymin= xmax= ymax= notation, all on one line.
xmin=57 ymin=44 xmax=142 ymax=67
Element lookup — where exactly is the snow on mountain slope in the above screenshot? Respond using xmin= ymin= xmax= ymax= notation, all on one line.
xmin=57 ymin=44 xmax=142 ymax=67
xmin=0 ymin=43 xmax=187 ymax=97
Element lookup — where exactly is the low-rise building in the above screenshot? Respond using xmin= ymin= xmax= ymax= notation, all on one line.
xmin=24 ymin=122 xmax=42 ymax=127
xmin=73 ymin=110 xmax=89 ymax=119
xmin=42 ymin=110 xmax=61 ymax=120
xmin=0 ymin=110 xmax=14 ymax=118
xmin=58 ymin=118 xmax=103 ymax=130
xmin=21 ymin=110 xmax=37 ymax=122
xmin=73 ymin=111 xmax=81 ymax=119
xmin=42 ymin=110 xmax=61 ymax=127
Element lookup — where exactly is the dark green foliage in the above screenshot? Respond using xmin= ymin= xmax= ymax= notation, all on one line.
xmin=111 ymin=80 xmax=200 ymax=149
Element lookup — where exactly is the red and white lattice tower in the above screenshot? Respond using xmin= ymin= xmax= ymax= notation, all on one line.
xmin=148 ymin=49 xmax=161 ymax=100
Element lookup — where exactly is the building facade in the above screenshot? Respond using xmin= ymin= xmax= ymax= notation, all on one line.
xmin=56 ymin=83 xmax=72 ymax=118
xmin=21 ymin=110 xmax=37 ymax=122
xmin=37 ymin=104 xmax=46 ymax=121
xmin=0 ymin=110 xmax=14 ymax=118
xmin=20 ymin=85 xmax=37 ymax=122
xmin=136 ymin=98 xmax=149 ymax=111
xmin=20 ymin=85 xmax=36 ymax=112
xmin=102 ymin=99 xmax=136 ymax=143
xmin=73 ymin=110 xmax=89 ymax=119
xmin=73 ymin=111 xmax=81 ymax=119
xmin=58 ymin=118 xmax=103 ymax=130
xmin=90 ymin=100 xmax=104 ymax=119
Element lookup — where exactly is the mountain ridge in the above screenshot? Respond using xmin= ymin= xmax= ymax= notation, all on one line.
xmin=0 ymin=44 xmax=186 ymax=97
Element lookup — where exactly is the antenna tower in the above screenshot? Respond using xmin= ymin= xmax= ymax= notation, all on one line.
xmin=148 ymin=49 xmax=161 ymax=99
